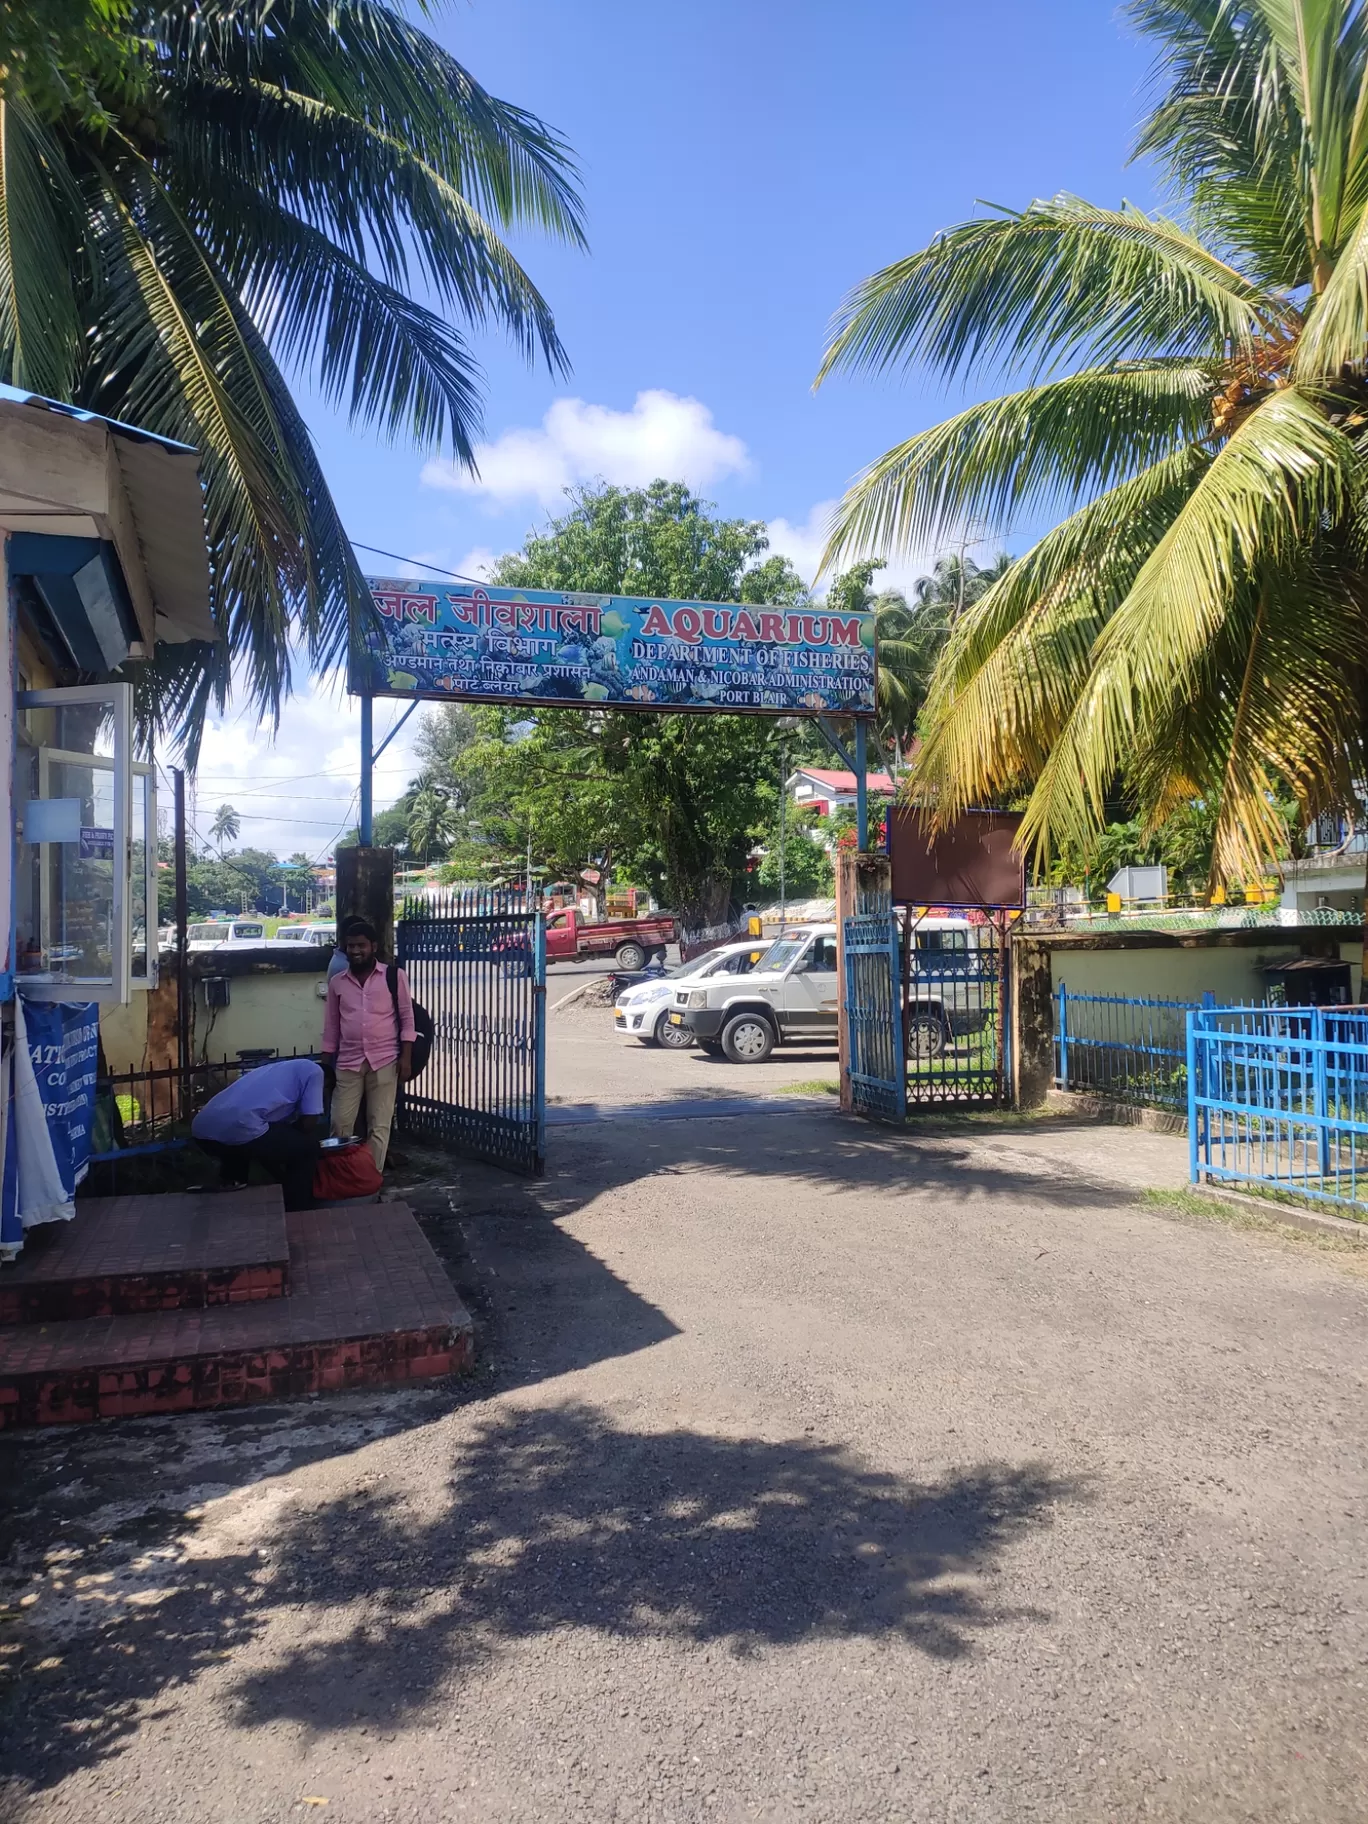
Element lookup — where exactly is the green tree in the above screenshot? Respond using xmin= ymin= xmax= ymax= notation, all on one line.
xmin=414 ymin=704 xmax=479 ymax=776
xmin=208 ymin=802 xmax=240 ymax=857
xmin=469 ymin=482 xmax=809 ymax=926
xmin=279 ymin=851 xmax=313 ymax=912
xmin=817 ymin=0 xmax=1368 ymax=890
xmin=337 ymin=798 xmax=415 ymax=855
xmin=0 ymin=1 xmax=582 ymax=754
xmin=821 ymin=555 xmax=1009 ymax=755
xmin=407 ymin=781 xmax=458 ymax=863
xmin=0 ymin=0 xmax=138 ymax=127
xmin=754 ymin=808 xmax=834 ymax=899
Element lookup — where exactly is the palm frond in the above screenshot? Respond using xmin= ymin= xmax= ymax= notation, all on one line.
xmin=0 ymin=97 xmax=84 ymax=396
xmin=1293 ymin=187 xmax=1368 ymax=370
xmin=1015 ymin=387 xmax=1358 ymax=865
xmin=911 ymin=448 xmax=1209 ymax=815
xmin=156 ymin=0 xmax=586 ymax=245
xmin=168 ymin=81 xmax=569 ymax=375
xmin=1131 ymin=0 xmax=1316 ymax=281
xmin=816 ymin=195 xmax=1286 ymax=390
xmin=91 ymin=151 xmax=315 ymax=722
xmin=820 ymin=360 xmax=1213 ymax=568
xmin=193 ymin=181 xmax=484 ymax=460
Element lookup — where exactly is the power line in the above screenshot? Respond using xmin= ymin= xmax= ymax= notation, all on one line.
xmin=352 ymin=541 xmax=487 ymax=586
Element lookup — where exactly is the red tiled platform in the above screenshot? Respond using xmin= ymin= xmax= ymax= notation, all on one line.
xmin=0 ymin=1186 xmax=289 ymax=1326
xmin=0 ymin=1203 xmax=473 ymax=1427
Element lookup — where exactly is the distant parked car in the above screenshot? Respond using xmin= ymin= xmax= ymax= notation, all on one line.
xmin=615 ymin=940 xmax=769 ymax=1049
xmin=186 ymin=919 xmax=267 ymax=952
xmin=669 ymin=923 xmax=839 ymax=1061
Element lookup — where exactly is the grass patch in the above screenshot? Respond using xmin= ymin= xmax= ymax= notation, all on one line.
xmin=1140 ymin=1186 xmax=1368 ymax=1269
xmin=779 ymin=1078 xmax=840 ymax=1096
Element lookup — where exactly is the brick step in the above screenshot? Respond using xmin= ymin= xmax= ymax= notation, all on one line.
xmin=0 ymin=1204 xmax=472 ymax=1427
xmin=0 ymin=1187 xmax=290 ymax=1326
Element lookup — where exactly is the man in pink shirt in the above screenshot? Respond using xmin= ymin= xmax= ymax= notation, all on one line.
xmin=321 ymin=919 xmax=416 ymax=1171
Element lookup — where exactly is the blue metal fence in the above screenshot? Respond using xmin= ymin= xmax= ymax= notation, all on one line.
xmin=1189 ymin=1005 xmax=1368 ymax=1213
xmin=1054 ymin=985 xmax=1205 ymax=1110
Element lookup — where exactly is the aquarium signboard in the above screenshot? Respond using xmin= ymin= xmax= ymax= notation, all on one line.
xmin=354 ymin=579 xmax=876 ymax=717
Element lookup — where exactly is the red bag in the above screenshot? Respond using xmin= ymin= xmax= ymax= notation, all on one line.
xmin=313 ymin=1144 xmax=383 ymax=1202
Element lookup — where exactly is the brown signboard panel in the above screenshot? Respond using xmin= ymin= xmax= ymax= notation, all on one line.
xmin=889 ymin=808 xmax=1026 ymax=908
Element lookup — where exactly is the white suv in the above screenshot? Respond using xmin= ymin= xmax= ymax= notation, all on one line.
xmin=668 ymin=924 xmax=839 ymax=1062
xmin=614 ymin=939 xmax=768 ymax=1048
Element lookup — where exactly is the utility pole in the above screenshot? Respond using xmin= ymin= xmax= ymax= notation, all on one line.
xmin=173 ymin=769 xmax=189 ymax=1083
xmin=778 ymin=746 xmax=787 ymax=921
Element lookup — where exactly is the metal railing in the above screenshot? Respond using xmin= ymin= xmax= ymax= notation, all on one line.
xmin=1054 ymin=985 xmax=1205 ymax=1110
xmin=83 ymin=1051 xmax=319 ymax=1193
xmin=1190 ymin=1005 xmax=1368 ymax=1214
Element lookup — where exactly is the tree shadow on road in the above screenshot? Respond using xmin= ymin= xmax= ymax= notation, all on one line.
xmin=0 ymin=1400 xmax=1084 ymax=1798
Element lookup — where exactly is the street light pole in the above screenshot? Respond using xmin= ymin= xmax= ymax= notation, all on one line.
xmin=779 ymin=748 xmax=787 ymax=921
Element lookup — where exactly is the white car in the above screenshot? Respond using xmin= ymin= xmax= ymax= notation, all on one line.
xmin=185 ymin=919 xmax=267 ymax=952
xmin=614 ymin=939 xmax=769 ymax=1049
xmin=669 ymin=923 xmax=840 ymax=1061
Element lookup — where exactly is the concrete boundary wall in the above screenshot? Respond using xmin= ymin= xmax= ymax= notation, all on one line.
xmin=1012 ymin=923 xmax=1363 ymax=1109
xmin=100 ymin=947 xmax=332 ymax=1073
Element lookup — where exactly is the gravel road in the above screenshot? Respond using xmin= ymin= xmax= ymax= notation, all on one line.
xmin=1 ymin=1035 xmax=1366 ymax=1822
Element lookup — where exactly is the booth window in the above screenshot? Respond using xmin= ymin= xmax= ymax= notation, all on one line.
xmin=15 ymin=682 xmax=156 ymax=1002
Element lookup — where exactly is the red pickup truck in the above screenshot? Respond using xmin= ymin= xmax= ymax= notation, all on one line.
xmin=545 ymin=906 xmax=677 ymax=969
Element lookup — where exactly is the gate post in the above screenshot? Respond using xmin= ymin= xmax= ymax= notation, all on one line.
xmin=337 ymin=846 xmax=396 ymax=960
xmin=838 ymin=849 xmax=904 ymax=1121
xmin=836 ymin=851 xmax=856 ymax=1112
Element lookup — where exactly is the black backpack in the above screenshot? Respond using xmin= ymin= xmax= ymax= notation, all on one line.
xmin=386 ymin=963 xmax=434 ymax=1079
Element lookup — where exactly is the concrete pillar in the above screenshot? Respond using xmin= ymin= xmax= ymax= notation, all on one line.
xmin=336 ymin=847 xmax=396 ymax=961
xmin=837 ymin=850 xmax=894 ymax=1114
xmin=1012 ymin=936 xmax=1055 ymax=1108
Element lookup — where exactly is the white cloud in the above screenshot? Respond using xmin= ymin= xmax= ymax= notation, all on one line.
xmin=763 ymin=500 xmax=838 ymax=586
xmin=421 ymin=389 xmax=751 ymax=508
xmin=453 ymin=546 xmax=499 ymax=581
xmin=764 ymin=498 xmax=942 ymax=599
xmin=186 ymin=668 xmax=425 ymax=861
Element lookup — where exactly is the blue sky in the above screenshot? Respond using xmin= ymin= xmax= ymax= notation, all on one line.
xmin=194 ymin=0 xmax=1159 ymax=854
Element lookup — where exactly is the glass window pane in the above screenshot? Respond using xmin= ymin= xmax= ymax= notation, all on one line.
xmin=22 ymin=700 xmax=117 ymax=758
xmin=36 ymin=757 xmax=116 ymax=981
xmin=130 ymin=773 xmax=148 ymax=981
xmin=15 ymin=745 xmax=42 ymax=976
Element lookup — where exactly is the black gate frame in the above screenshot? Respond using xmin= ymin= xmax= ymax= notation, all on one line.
xmin=898 ymin=904 xmax=1012 ymax=1108
xmin=395 ymin=890 xmax=546 ymax=1173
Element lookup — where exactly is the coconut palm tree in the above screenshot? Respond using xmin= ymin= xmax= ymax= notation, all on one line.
xmin=407 ymin=780 xmax=457 ymax=864
xmin=209 ymin=802 xmax=240 ymax=856
xmin=817 ymin=0 xmax=1368 ymax=887
xmin=0 ymin=0 xmax=583 ymax=755
xmin=824 ymin=556 xmax=1009 ymax=753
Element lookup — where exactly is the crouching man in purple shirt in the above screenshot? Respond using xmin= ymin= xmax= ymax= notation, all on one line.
xmin=191 ymin=1057 xmax=324 ymax=1210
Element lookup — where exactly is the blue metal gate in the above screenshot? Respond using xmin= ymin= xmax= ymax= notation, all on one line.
xmin=1189 ymin=1003 xmax=1368 ymax=1213
xmin=395 ymin=889 xmax=546 ymax=1173
xmin=843 ymin=912 xmax=907 ymax=1121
